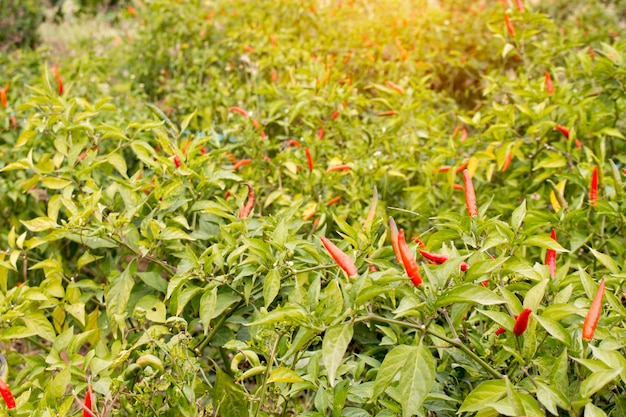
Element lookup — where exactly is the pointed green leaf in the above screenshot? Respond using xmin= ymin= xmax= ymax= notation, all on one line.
xmin=322 ymin=322 xmax=353 ymax=387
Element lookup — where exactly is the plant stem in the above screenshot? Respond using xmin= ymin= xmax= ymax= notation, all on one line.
xmin=357 ymin=313 xmax=504 ymax=380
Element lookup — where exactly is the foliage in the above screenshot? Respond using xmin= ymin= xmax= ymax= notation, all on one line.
xmin=0 ymin=0 xmax=45 ymax=51
xmin=0 ymin=0 xmax=625 ymax=416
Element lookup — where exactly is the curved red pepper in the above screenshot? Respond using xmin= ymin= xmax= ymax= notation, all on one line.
xmin=238 ymin=183 xmax=255 ymax=218
xmin=320 ymin=237 xmax=358 ymax=277
xmin=513 ymin=308 xmax=532 ymax=336
xmin=418 ymin=250 xmax=469 ymax=271
xmin=0 ymin=378 xmax=15 ymax=409
xmin=504 ymin=13 xmax=515 ymax=36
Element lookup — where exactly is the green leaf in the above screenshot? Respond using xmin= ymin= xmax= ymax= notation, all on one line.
xmin=536 ymin=381 xmax=569 ymax=416
xmin=436 ymin=284 xmax=505 ymax=307
xmin=580 ymin=368 xmax=622 ymax=398
xmin=322 ymin=322 xmax=353 ymax=387
xmin=399 ymin=343 xmax=435 ymax=417
xmin=247 ymin=306 xmax=307 ymax=327
xmin=107 ymin=152 xmax=128 ymax=178
xmin=213 ymin=367 xmax=248 ymax=417
xmin=20 ymin=217 xmax=58 ymax=232
xmin=535 ymin=315 xmax=572 ymax=346
xmin=458 ymin=380 xmax=507 ymax=413
xmin=22 ymin=313 xmax=56 ymax=342
xmin=105 ymin=263 xmax=135 ymax=335
xmin=263 ymin=268 xmax=281 ymax=308
xmin=267 ymin=367 xmax=303 ymax=384
xmin=511 ymin=199 xmax=526 ymax=230
xmin=524 ymin=236 xmax=569 ymax=252
xmin=585 ymin=403 xmax=608 ymax=417
xmin=372 ymin=344 xmax=414 ymax=400
xmin=199 ymin=287 xmax=218 ymax=335
xmin=40 ymin=177 xmax=72 ymax=190
xmin=589 ymin=248 xmax=619 ymax=274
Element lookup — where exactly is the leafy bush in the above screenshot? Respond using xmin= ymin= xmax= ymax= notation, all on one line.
xmin=0 ymin=0 xmax=44 ymax=51
xmin=0 ymin=0 xmax=624 ymax=416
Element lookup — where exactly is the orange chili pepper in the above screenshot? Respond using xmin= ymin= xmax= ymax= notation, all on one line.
xmin=233 ymin=158 xmax=252 ymax=171
xmin=582 ymin=278 xmax=605 ymax=341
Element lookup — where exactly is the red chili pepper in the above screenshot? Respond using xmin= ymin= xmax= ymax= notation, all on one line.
xmin=225 ymin=152 xmax=237 ymax=164
xmin=83 ymin=386 xmax=92 ymax=417
xmin=437 ymin=166 xmax=451 ymax=173
xmin=590 ymin=166 xmax=599 ymax=205
xmin=260 ymin=131 xmax=267 ymax=139
xmin=418 ymin=250 xmax=469 ymax=271
xmin=504 ymin=13 xmax=515 ymax=36
xmin=127 ymin=5 xmax=137 ymax=16
xmin=238 ymin=183 xmax=255 ymax=218
xmin=284 ymin=139 xmax=301 ymax=148
xmin=228 ymin=106 xmax=249 ymax=118
xmin=501 ymin=151 xmax=512 ymax=172
xmin=174 ymin=155 xmax=181 ymax=168
xmin=546 ymin=228 xmax=557 ymax=277
xmin=412 ymin=237 xmax=426 ymax=248
xmin=555 ymin=124 xmax=569 ymax=139
xmin=463 ymin=169 xmax=477 ymax=217
xmin=384 ymin=80 xmax=405 ymax=95
xmin=388 ymin=216 xmax=402 ymax=263
xmin=52 ymin=63 xmax=64 ymax=95
xmin=545 ymin=71 xmax=554 ymax=95
xmin=582 ymin=278 xmax=605 ymax=341
xmin=460 ymin=125 xmax=468 ymax=142
xmin=453 ymin=183 xmax=463 ymax=191
xmin=330 ymin=110 xmax=340 ymax=120
xmin=303 ymin=147 xmax=314 ymax=170
xmin=320 ymin=237 xmax=358 ymax=277
xmin=326 ymin=195 xmax=342 ymax=206
xmin=233 ymin=158 xmax=252 ymax=171
xmin=271 ymin=69 xmax=278 ymax=82
xmin=10 ymin=115 xmax=17 ymax=130
xmin=200 ymin=147 xmax=207 ymax=155
xmin=455 ymin=160 xmax=469 ymax=173
xmin=251 ymin=118 xmax=261 ymax=130
xmin=495 ymin=327 xmax=506 ymax=336
xmin=0 ymin=378 xmax=15 ymax=409
xmin=0 ymin=83 xmax=8 ymax=109
xmin=270 ymin=34 xmax=277 ymax=47
xmin=513 ymin=308 xmax=532 ymax=336
xmin=515 ymin=0 xmax=524 ymax=12
xmin=318 ymin=127 xmax=325 ymax=140
xmin=326 ymin=164 xmax=350 ymax=172
xmin=243 ymin=45 xmax=256 ymax=54
xmin=376 ymin=110 xmax=398 ymax=117
xmin=397 ymin=229 xmax=422 ymax=286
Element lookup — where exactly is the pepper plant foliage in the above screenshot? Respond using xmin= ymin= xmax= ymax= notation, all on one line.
xmin=0 ymin=0 xmax=625 ymax=415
